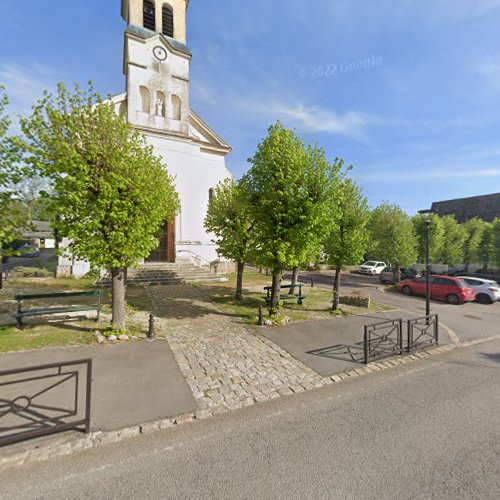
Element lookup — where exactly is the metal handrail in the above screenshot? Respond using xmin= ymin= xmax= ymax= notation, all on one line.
xmin=177 ymin=249 xmax=213 ymax=266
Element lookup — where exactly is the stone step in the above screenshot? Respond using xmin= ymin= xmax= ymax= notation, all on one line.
xmin=98 ymin=276 xmax=226 ymax=286
xmin=96 ymin=260 xmax=228 ymax=287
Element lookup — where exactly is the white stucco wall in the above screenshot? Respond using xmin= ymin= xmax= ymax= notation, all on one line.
xmin=143 ymin=133 xmax=231 ymax=262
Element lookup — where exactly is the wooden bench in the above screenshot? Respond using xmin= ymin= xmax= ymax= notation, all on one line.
xmin=263 ymin=284 xmax=307 ymax=306
xmin=14 ymin=291 xmax=103 ymax=329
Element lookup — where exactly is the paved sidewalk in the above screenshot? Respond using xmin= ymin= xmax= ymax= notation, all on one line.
xmin=264 ymin=309 xmax=452 ymax=377
xmin=144 ymin=285 xmax=325 ymax=414
xmin=0 ymin=341 xmax=196 ymax=433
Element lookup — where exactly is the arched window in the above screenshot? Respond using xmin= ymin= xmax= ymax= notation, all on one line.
xmin=155 ymin=91 xmax=166 ymax=117
xmin=171 ymin=94 xmax=181 ymax=120
xmin=139 ymin=86 xmax=150 ymax=113
xmin=209 ymin=188 xmax=215 ymax=204
xmin=162 ymin=4 xmax=174 ymax=38
xmin=143 ymin=0 xmax=156 ymax=31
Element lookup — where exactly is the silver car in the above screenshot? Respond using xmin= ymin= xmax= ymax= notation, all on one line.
xmin=457 ymin=276 xmax=500 ymax=304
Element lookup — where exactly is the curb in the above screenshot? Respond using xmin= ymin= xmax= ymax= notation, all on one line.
xmin=0 ymin=341 xmax=466 ymax=471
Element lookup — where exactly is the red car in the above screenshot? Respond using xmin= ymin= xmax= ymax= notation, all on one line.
xmin=398 ymin=275 xmax=476 ymax=305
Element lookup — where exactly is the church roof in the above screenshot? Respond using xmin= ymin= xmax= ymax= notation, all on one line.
xmin=190 ymin=110 xmax=231 ymax=150
xmin=431 ymin=192 xmax=500 ymax=223
xmin=125 ymin=24 xmax=192 ymax=57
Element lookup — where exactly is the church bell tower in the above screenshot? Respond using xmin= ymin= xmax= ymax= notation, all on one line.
xmin=121 ymin=0 xmax=192 ymax=136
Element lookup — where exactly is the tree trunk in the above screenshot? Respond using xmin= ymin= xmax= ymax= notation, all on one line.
xmin=236 ymin=261 xmax=245 ymax=301
xmin=270 ymin=269 xmax=282 ymax=314
xmin=111 ymin=266 xmax=127 ymax=332
xmin=394 ymin=264 xmax=401 ymax=283
xmin=289 ymin=266 xmax=299 ymax=294
xmin=332 ymin=266 xmax=341 ymax=310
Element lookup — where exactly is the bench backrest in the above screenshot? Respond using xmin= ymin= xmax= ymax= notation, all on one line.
xmin=15 ymin=291 xmax=103 ymax=301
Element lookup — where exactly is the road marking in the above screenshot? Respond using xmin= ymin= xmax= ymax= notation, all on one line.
xmin=461 ymin=334 xmax=500 ymax=348
xmin=440 ymin=322 xmax=460 ymax=346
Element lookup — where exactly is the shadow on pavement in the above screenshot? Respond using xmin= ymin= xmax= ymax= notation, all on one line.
xmin=307 ymin=342 xmax=365 ymax=363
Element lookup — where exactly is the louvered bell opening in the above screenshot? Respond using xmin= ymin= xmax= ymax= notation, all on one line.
xmin=143 ymin=1 xmax=156 ymax=31
xmin=162 ymin=7 xmax=174 ymax=38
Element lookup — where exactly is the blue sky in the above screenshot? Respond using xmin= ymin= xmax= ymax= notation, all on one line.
xmin=1 ymin=0 xmax=500 ymax=214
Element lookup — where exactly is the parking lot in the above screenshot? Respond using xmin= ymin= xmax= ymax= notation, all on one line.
xmin=299 ymin=270 xmax=500 ymax=345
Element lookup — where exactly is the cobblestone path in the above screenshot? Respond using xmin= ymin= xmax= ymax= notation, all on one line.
xmin=143 ymin=285 xmax=325 ymax=416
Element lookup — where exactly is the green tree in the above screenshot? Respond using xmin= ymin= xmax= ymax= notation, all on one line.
xmin=20 ymin=83 xmax=180 ymax=331
xmin=369 ymin=202 xmax=417 ymax=281
xmin=243 ymin=122 xmax=335 ymax=312
xmin=16 ymin=175 xmax=54 ymax=225
xmin=204 ymin=178 xmax=254 ymax=300
xmin=413 ymin=214 xmax=445 ymax=263
xmin=478 ymin=222 xmax=494 ymax=270
xmin=463 ymin=217 xmax=486 ymax=271
xmin=324 ymin=178 xmax=369 ymax=310
xmin=492 ymin=219 xmax=500 ymax=270
xmin=440 ymin=215 xmax=467 ymax=267
xmin=0 ymin=86 xmax=26 ymax=288
xmin=286 ymin=147 xmax=343 ymax=292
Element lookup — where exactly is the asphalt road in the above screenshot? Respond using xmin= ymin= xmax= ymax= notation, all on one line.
xmin=2 ymin=340 xmax=500 ymax=499
xmin=300 ymin=271 xmax=500 ymax=344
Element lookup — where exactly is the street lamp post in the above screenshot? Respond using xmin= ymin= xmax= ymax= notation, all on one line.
xmin=418 ymin=209 xmax=436 ymax=319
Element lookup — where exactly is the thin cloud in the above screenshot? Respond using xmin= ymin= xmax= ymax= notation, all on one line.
xmin=0 ymin=62 xmax=60 ymax=118
xmin=477 ymin=57 xmax=500 ymax=90
xmin=359 ymin=167 xmax=500 ymax=183
xmin=270 ymin=103 xmax=374 ymax=140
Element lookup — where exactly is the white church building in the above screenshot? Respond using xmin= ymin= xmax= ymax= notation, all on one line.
xmin=58 ymin=0 xmax=232 ymax=276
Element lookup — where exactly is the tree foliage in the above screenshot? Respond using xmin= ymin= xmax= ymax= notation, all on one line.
xmin=440 ymin=215 xmax=467 ymax=267
xmin=492 ymin=219 xmax=500 ymax=270
xmin=0 ymin=86 xmax=25 ymax=253
xmin=20 ymin=83 xmax=180 ymax=330
xmin=204 ymin=178 xmax=253 ymax=300
xmin=463 ymin=217 xmax=486 ymax=268
xmin=324 ymin=178 xmax=369 ymax=309
xmin=243 ymin=122 xmax=337 ymax=311
xmin=478 ymin=222 xmax=493 ymax=269
xmin=368 ymin=202 xmax=417 ymax=268
xmin=413 ymin=214 xmax=445 ymax=263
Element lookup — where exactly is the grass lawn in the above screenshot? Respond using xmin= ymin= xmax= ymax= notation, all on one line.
xmin=201 ymin=269 xmax=396 ymax=325
xmin=0 ymin=322 xmax=98 ymax=353
xmin=0 ymin=275 xmax=113 ymax=354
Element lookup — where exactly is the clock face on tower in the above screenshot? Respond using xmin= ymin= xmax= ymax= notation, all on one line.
xmin=153 ymin=46 xmax=167 ymax=61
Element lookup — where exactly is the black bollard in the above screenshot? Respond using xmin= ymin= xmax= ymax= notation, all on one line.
xmin=311 ymin=277 xmax=315 ymax=288
xmin=148 ymin=313 xmax=156 ymax=339
xmin=258 ymin=306 xmax=264 ymax=326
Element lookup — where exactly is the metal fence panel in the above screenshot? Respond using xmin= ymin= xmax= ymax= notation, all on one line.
xmin=364 ymin=319 xmax=403 ymax=365
xmin=407 ymin=315 xmax=439 ymax=353
xmin=0 ymin=359 xmax=92 ymax=447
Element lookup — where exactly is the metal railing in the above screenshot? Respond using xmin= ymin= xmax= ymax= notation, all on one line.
xmin=407 ymin=315 xmax=439 ymax=353
xmin=364 ymin=319 xmax=403 ymax=365
xmin=0 ymin=359 xmax=92 ymax=447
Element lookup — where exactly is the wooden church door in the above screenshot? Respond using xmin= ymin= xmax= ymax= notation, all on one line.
xmin=145 ymin=221 xmax=176 ymax=263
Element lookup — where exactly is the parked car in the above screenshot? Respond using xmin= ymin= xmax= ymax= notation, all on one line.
xmin=16 ymin=244 xmax=40 ymax=258
xmin=358 ymin=261 xmax=387 ymax=275
xmin=446 ymin=267 xmax=467 ymax=277
xmin=398 ymin=275 xmax=476 ymax=305
xmin=457 ymin=276 xmax=500 ymax=304
xmin=379 ymin=267 xmax=420 ymax=284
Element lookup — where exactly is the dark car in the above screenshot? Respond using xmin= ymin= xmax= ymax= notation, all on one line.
xmin=15 ymin=244 xmax=40 ymax=258
xmin=379 ymin=267 xmax=420 ymax=284
xmin=446 ymin=267 xmax=467 ymax=277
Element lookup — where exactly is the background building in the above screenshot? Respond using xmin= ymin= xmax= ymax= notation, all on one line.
xmin=431 ymin=192 xmax=500 ymax=223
